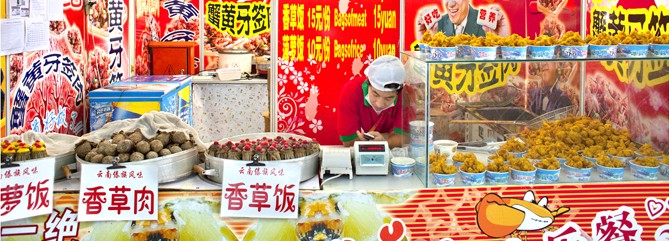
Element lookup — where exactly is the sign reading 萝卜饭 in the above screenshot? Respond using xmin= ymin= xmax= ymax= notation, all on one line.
xmin=205 ymin=1 xmax=271 ymax=37
xmin=221 ymin=161 xmax=300 ymax=219
xmin=429 ymin=62 xmax=521 ymax=95
xmin=77 ymin=164 xmax=158 ymax=221
xmin=0 ymin=158 xmax=55 ymax=222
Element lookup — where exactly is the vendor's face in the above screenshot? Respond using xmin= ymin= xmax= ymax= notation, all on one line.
xmin=446 ymin=0 xmax=469 ymax=25
xmin=539 ymin=62 xmax=559 ymax=89
xmin=368 ymin=85 xmax=398 ymax=111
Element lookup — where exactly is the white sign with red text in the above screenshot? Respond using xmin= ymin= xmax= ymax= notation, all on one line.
xmin=221 ymin=161 xmax=301 ymax=219
xmin=476 ymin=7 xmax=499 ymax=30
xmin=421 ymin=7 xmax=441 ymax=31
xmin=0 ymin=157 xmax=55 ymax=222
xmin=77 ymin=164 xmax=158 ymax=221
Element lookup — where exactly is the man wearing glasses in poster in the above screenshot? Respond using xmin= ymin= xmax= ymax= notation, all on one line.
xmin=337 ymin=55 xmax=413 ymax=149
xmin=417 ymin=0 xmax=511 ymax=37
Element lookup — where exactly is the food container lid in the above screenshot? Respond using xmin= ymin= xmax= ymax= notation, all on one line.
xmin=219 ymin=49 xmax=252 ymax=54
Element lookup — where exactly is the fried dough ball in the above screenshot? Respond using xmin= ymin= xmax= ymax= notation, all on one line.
xmin=150 ymin=140 xmax=164 ymax=153
xmin=535 ymin=157 xmax=561 ymax=170
xmin=486 ymin=159 xmax=511 ymax=173
xmin=510 ymin=158 xmax=536 ymax=171
xmin=171 ymin=131 xmax=189 ymax=145
xmin=146 ymin=151 xmax=159 ymax=159
xmin=558 ymin=31 xmax=585 ymax=46
xmin=75 ymin=141 xmax=95 ymax=159
xmin=597 ymin=156 xmax=625 ymax=168
xmin=136 ymin=140 xmax=151 ymax=154
xmin=566 ymin=156 xmax=594 ymax=169
xmin=531 ymin=35 xmax=558 ymax=46
xmin=460 ymin=158 xmax=485 ymax=173
xmin=631 ymin=157 xmax=660 ymax=167
xmin=130 ymin=152 xmax=145 ymax=162
xmin=452 ymin=152 xmax=477 ymax=163
xmin=128 ymin=129 xmax=145 ymax=144
xmin=637 ymin=143 xmax=662 ymax=157
xmin=118 ymin=153 xmax=130 ymax=163
xmin=500 ymin=138 xmax=527 ymax=153
xmin=117 ymin=139 xmax=134 ymax=153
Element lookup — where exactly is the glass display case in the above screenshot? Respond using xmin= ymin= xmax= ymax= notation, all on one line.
xmin=400 ymin=50 xmax=669 ymax=188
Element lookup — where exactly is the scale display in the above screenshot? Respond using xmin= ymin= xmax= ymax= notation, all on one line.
xmin=358 ymin=144 xmax=386 ymax=153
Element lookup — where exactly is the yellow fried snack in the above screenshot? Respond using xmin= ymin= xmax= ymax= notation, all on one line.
xmin=617 ymin=31 xmax=653 ymax=44
xmin=500 ymin=138 xmax=527 ymax=153
xmin=558 ymin=31 xmax=586 ymax=46
xmin=531 ymin=35 xmax=558 ymax=46
xmin=566 ymin=156 xmax=594 ymax=169
xmin=587 ymin=33 xmax=620 ymax=45
xmin=453 ymin=152 xmax=477 ymax=163
xmin=651 ymin=33 xmax=669 ymax=44
xmin=488 ymin=150 xmax=516 ymax=163
xmin=429 ymin=153 xmax=458 ymax=174
xmin=535 ymin=157 xmax=561 ymax=170
xmin=428 ymin=32 xmax=456 ymax=47
xmin=597 ymin=156 xmax=625 ymax=168
xmin=452 ymin=33 xmax=473 ymax=45
xmin=420 ymin=31 xmax=432 ymax=44
xmin=487 ymin=159 xmax=511 ymax=173
xmin=460 ymin=158 xmax=486 ymax=173
xmin=583 ymin=145 xmax=606 ymax=158
xmin=637 ymin=143 xmax=662 ymax=157
xmin=500 ymin=34 xmax=531 ymax=46
xmin=607 ymin=147 xmax=634 ymax=157
xmin=662 ymin=155 xmax=669 ymax=165
xmin=631 ymin=157 xmax=660 ymax=167
xmin=510 ymin=158 xmax=536 ymax=171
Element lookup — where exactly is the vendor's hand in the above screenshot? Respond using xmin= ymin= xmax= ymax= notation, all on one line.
xmin=483 ymin=6 xmax=511 ymax=37
xmin=356 ymin=131 xmax=385 ymax=141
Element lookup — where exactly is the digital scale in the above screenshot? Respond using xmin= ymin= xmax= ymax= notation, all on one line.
xmin=353 ymin=141 xmax=390 ymax=175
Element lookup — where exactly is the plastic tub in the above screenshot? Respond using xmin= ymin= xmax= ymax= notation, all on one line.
xmin=485 ymin=171 xmax=509 ymax=185
xmin=471 ymin=46 xmax=498 ymax=60
xmin=456 ymin=45 xmax=472 ymax=58
xmin=510 ymin=168 xmax=536 ymax=184
xmin=596 ymin=163 xmax=624 ymax=181
xmin=589 ymin=45 xmax=617 ymax=58
xmin=535 ymin=167 xmax=560 ymax=183
xmin=556 ymin=157 xmax=568 ymax=167
xmin=564 ymin=163 xmax=592 ymax=182
xmin=619 ymin=44 xmax=649 ymax=58
xmin=608 ymin=155 xmax=634 ymax=167
xmin=560 ymin=45 xmax=588 ymax=59
xmin=432 ymin=173 xmax=457 ymax=187
xmin=430 ymin=47 xmax=457 ymax=61
xmin=650 ymin=44 xmax=669 ymax=57
xmin=582 ymin=155 xmax=598 ymax=165
xmin=629 ymin=161 xmax=659 ymax=180
xmin=660 ymin=162 xmax=669 ymax=177
xmin=500 ymin=46 xmax=527 ymax=60
xmin=460 ymin=170 xmax=485 ymax=185
xmin=391 ymin=157 xmax=416 ymax=177
xmin=509 ymin=151 xmax=527 ymax=159
xmin=528 ymin=45 xmax=557 ymax=59
xmin=418 ymin=43 xmax=430 ymax=54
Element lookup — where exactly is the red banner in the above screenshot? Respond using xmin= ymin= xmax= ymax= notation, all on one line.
xmin=277 ymin=0 xmax=401 ymax=145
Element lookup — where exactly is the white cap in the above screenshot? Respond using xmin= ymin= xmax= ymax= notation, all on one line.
xmin=364 ymin=55 xmax=405 ymax=92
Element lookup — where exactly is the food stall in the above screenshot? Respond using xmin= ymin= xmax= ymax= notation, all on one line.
xmin=1 ymin=0 xmax=669 ymax=240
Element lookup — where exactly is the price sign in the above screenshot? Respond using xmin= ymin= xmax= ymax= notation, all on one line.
xmin=0 ymin=157 xmax=55 ymax=222
xmin=221 ymin=161 xmax=301 ymax=219
xmin=421 ymin=8 xmax=441 ymax=31
xmin=476 ymin=7 xmax=498 ymax=30
xmin=77 ymin=164 xmax=158 ymax=221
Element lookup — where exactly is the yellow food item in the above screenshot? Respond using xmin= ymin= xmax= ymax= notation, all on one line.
xmin=617 ymin=31 xmax=653 ymax=44
xmin=500 ymin=34 xmax=531 ymax=46
xmin=452 ymin=33 xmax=473 ymax=45
xmin=486 ymin=159 xmax=511 ymax=173
xmin=631 ymin=157 xmax=660 ymax=167
xmin=500 ymin=138 xmax=527 ymax=153
xmin=510 ymin=158 xmax=536 ymax=171
xmin=420 ymin=31 xmax=432 ymax=44
xmin=488 ymin=150 xmax=515 ymax=163
xmin=429 ymin=153 xmax=458 ymax=174
xmin=460 ymin=158 xmax=485 ymax=173
xmin=453 ymin=152 xmax=477 ymax=163
xmin=651 ymin=33 xmax=669 ymax=44
xmin=597 ymin=156 xmax=625 ymax=168
xmin=637 ymin=143 xmax=662 ymax=157
xmin=662 ymin=155 xmax=669 ymax=165
xmin=535 ymin=157 xmax=561 ymax=170
xmin=558 ymin=31 xmax=586 ymax=46
xmin=607 ymin=147 xmax=634 ymax=157
xmin=582 ymin=145 xmax=606 ymax=158
xmin=531 ymin=35 xmax=558 ymax=46
xmin=428 ymin=32 xmax=456 ymax=47
xmin=566 ymin=156 xmax=594 ymax=169
xmin=586 ymin=33 xmax=620 ymax=45
xmin=525 ymin=145 xmax=555 ymax=160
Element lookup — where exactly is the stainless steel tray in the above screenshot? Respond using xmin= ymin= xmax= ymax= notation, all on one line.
xmin=75 ymin=148 xmax=198 ymax=183
xmin=201 ymin=133 xmax=319 ymax=183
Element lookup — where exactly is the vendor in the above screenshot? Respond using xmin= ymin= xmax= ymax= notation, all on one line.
xmin=337 ymin=55 xmax=412 ymax=149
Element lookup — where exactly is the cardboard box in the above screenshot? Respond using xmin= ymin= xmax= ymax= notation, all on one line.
xmin=89 ymin=76 xmax=193 ymax=131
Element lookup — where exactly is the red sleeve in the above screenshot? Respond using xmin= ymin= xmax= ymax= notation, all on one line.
xmin=337 ymin=81 xmax=361 ymax=142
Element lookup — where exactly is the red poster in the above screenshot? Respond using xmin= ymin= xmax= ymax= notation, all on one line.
xmin=277 ymin=0 xmax=401 ymax=145
xmin=135 ymin=0 xmax=161 ymax=75
xmin=584 ymin=0 xmax=669 ymax=152
xmin=156 ymin=0 xmax=202 ymax=73
xmin=7 ymin=0 xmax=89 ymax=135
xmin=85 ymin=0 xmax=131 ymax=89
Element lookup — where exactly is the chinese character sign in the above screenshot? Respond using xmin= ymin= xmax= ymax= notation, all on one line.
xmin=221 ymin=161 xmax=300 ymax=219
xmin=0 ymin=158 xmax=55 ymax=222
xmin=77 ymin=164 xmax=158 ymax=221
